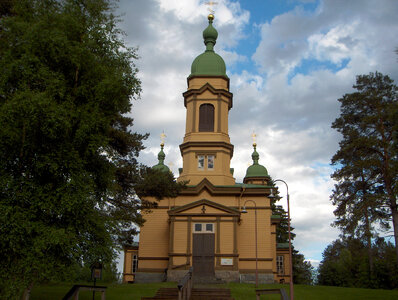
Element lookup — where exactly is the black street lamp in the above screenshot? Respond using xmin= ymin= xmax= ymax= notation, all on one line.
xmin=91 ymin=262 xmax=103 ymax=300
xmin=241 ymin=199 xmax=258 ymax=288
xmin=269 ymin=179 xmax=294 ymax=300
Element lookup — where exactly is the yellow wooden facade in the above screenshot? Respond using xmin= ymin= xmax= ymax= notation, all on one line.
xmin=123 ymin=15 xmax=291 ymax=284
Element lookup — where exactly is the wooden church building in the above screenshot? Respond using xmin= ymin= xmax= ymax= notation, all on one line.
xmin=123 ymin=14 xmax=291 ymax=284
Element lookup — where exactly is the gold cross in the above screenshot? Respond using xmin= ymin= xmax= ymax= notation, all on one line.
xmin=205 ymin=1 xmax=218 ymax=14
xmin=160 ymin=131 xmax=166 ymax=145
xmin=251 ymin=132 xmax=257 ymax=146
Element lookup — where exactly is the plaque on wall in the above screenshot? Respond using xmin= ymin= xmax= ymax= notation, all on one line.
xmin=221 ymin=258 xmax=233 ymax=265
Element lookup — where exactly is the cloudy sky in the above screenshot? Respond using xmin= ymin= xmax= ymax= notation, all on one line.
xmin=115 ymin=0 xmax=398 ymax=268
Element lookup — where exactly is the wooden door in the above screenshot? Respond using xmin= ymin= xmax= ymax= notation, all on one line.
xmin=192 ymin=233 xmax=215 ymax=276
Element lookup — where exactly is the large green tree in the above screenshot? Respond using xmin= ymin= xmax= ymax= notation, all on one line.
xmin=331 ymin=72 xmax=398 ymax=263
xmin=317 ymin=237 xmax=397 ymax=289
xmin=0 ymin=1 xmax=183 ymax=298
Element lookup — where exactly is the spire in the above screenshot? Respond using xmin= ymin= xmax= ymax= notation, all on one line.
xmin=152 ymin=133 xmax=170 ymax=172
xmin=203 ymin=14 xmax=218 ymax=52
xmin=251 ymin=144 xmax=260 ymax=165
xmin=157 ymin=144 xmax=166 ymax=165
xmin=244 ymin=135 xmax=269 ymax=180
xmin=189 ymin=13 xmax=227 ymax=78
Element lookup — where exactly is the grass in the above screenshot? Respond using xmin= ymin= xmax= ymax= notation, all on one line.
xmin=30 ymin=282 xmax=398 ymax=300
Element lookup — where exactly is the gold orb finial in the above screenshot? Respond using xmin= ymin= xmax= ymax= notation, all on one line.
xmin=251 ymin=132 xmax=257 ymax=147
xmin=160 ymin=131 xmax=166 ymax=147
xmin=208 ymin=13 xmax=214 ymax=21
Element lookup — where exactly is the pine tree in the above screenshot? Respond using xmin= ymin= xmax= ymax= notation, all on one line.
xmin=331 ymin=72 xmax=398 ymax=264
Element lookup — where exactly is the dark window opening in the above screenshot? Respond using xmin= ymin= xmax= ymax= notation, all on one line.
xmin=195 ymin=224 xmax=202 ymax=232
xmin=199 ymin=104 xmax=214 ymax=132
xmin=132 ymin=254 xmax=138 ymax=273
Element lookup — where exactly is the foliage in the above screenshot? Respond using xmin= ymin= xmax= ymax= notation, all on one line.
xmin=29 ymin=282 xmax=398 ymax=300
xmin=0 ymin=0 xmax=184 ymax=298
xmin=271 ymin=199 xmax=312 ymax=284
xmin=317 ymin=237 xmax=398 ymax=289
xmin=330 ymin=71 xmax=398 ymax=265
xmin=272 ymin=204 xmax=296 ymax=244
xmin=293 ymin=250 xmax=314 ymax=285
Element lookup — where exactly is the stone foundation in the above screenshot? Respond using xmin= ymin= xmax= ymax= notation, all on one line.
xmin=215 ymin=270 xmax=239 ymax=282
xmin=167 ymin=269 xmax=189 ymax=282
xmin=134 ymin=272 xmax=166 ymax=283
xmin=239 ymin=273 xmax=274 ymax=284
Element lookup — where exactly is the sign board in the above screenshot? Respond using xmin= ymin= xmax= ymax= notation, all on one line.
xmin=221 ymin=258 xmax=233 ymax=265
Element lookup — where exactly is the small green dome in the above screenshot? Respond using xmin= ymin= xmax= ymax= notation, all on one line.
xmin=189 ymin=15 xmax=227 ymax=78
xmin=152 ymin=144 xmax=170 ymax=172
xmin=244 ymin=144 xmax=268 ymax=178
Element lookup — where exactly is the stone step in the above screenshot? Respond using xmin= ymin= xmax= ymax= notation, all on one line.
xmin=141 ymin=287 xmax=234 ymax=300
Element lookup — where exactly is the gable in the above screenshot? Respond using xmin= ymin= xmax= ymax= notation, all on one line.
xmin=168 ymin=199 xmax=240 ymax=216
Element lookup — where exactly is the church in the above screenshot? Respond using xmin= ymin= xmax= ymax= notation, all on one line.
xmin=123 ymin=14 xmax=291 ymax=284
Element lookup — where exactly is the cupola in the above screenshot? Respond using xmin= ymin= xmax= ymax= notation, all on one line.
xmin=152 ymin=143 xmax=170 ymax=173
xmin=189 ymin=14 xmax=227 ymax=79
xmin=244 ymin=143 xmax=269 ymax=184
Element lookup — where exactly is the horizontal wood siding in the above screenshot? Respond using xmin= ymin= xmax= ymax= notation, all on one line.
xmin=139 ymin=210 xmax=169 ymax=258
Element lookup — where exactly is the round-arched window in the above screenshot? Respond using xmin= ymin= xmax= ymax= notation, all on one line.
xmin=199 ymin=104 xmax=214 ymax=132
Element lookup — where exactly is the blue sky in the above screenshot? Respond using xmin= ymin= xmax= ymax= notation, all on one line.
xmin=116 ymin=0 xmax=398 ymax=271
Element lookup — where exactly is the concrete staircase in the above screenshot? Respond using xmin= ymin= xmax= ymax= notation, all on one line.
xmin=141 ymin=287 xmax=234 ymax=300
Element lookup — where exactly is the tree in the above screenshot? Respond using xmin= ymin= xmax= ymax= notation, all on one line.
xmin=331 ymin=72 xmax=398 ymax=264
xmin=272 ymin=201 xmax=313 ymax=284
xmin=0 ymin=1 xmax=184 ymax=298
xmin=317 ymin=237 xmax=398 ymax=289
xmin=292 ymin=251 xmax=314 ymax=285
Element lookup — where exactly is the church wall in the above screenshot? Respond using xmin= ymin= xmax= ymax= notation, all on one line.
xmin=219 ymin=222 xmax=234 ymax=254
xmin=173 ymin=221 xmax=188 ymax=254
xmin=139 ymin=209 xmax=169 ymax=258
xmin=188 ymin=77 xmax=228 ymax=90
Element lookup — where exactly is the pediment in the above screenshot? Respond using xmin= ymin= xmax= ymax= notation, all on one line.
xmin=183 ymin=83 xmax=233 ymax=109
xmin=168 ymin=199 xmax=240 ymax=216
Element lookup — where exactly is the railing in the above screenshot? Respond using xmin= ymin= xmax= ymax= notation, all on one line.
xmin=255 ymin=288 xmax=288 ymax=300
xmin=62 ymin=285 xmax=107 ymax=300
xmin=177 ymin=267 xmax=193 ymax=300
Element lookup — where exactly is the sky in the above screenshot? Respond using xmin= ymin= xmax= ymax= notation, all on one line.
xmin=115 ymin=0 xmax=398 ymax=270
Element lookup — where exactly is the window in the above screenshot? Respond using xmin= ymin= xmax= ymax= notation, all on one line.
xmin=277 ymin=255 xmax=284 ymax=275
xmin=197 ymin=154 xmax=215 ymax=170
xmin=198 ymin=155 xmax=205 ymax=170
xmin=195 ymin=223 xmax=202 ymax=232
xmin=132 ymin=254 xmax=138 ymax=273
xmin=199 ymin=104 xmax=214 ymax=132
xmin=194 ymin=223 xmax=214 ymax=233
xmin=207 ymin=155 xmax=214 ymax=170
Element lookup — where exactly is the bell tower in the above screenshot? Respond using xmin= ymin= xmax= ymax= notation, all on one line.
xmin=178 ymin=14 xmax=235 ymax=185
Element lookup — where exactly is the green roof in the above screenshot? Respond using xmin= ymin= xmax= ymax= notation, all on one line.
xmin=152 ymin=144 xmax=170 ymax=172
xmin=244 ymin=144 xmax=268 ymax=178
xmin=189 ymin=15 xmax=227 ymax=79
xmin=277 ymin=243 xmax=289 ymax=249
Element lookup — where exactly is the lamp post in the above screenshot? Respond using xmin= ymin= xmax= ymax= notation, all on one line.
xmin=270 ymin=179 xmax=294 ymax=300
xmin=241 ymin=199 xmax=258 ymax=288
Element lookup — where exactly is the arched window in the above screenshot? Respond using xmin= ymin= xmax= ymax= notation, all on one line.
xmin=199 ymin=104 xmax=214 ymax=132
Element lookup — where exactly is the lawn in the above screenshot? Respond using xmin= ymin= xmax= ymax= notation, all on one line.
xmin=30 ymin=282 xmax=398 ymax=300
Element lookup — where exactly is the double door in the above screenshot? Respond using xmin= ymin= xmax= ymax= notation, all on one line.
xmin=192 ymin=233 xmax=215 ymax=277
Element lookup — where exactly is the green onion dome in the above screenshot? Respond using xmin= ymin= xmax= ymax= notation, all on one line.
xmin=152 ymin=144 xmax=170 ymax=172
xmin=244 ymin=144 xmax=269 ymax=178
xmin=189 ymin=14 xmax=227 ymax=78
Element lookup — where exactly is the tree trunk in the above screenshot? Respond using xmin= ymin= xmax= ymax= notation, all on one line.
xmin=21 ymin=282 xmax=33 ymax=300
xmin=391 ymin=199 xmax=398 ymax=266
xmin=364 ymin=208 xmax=374 ymax=277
